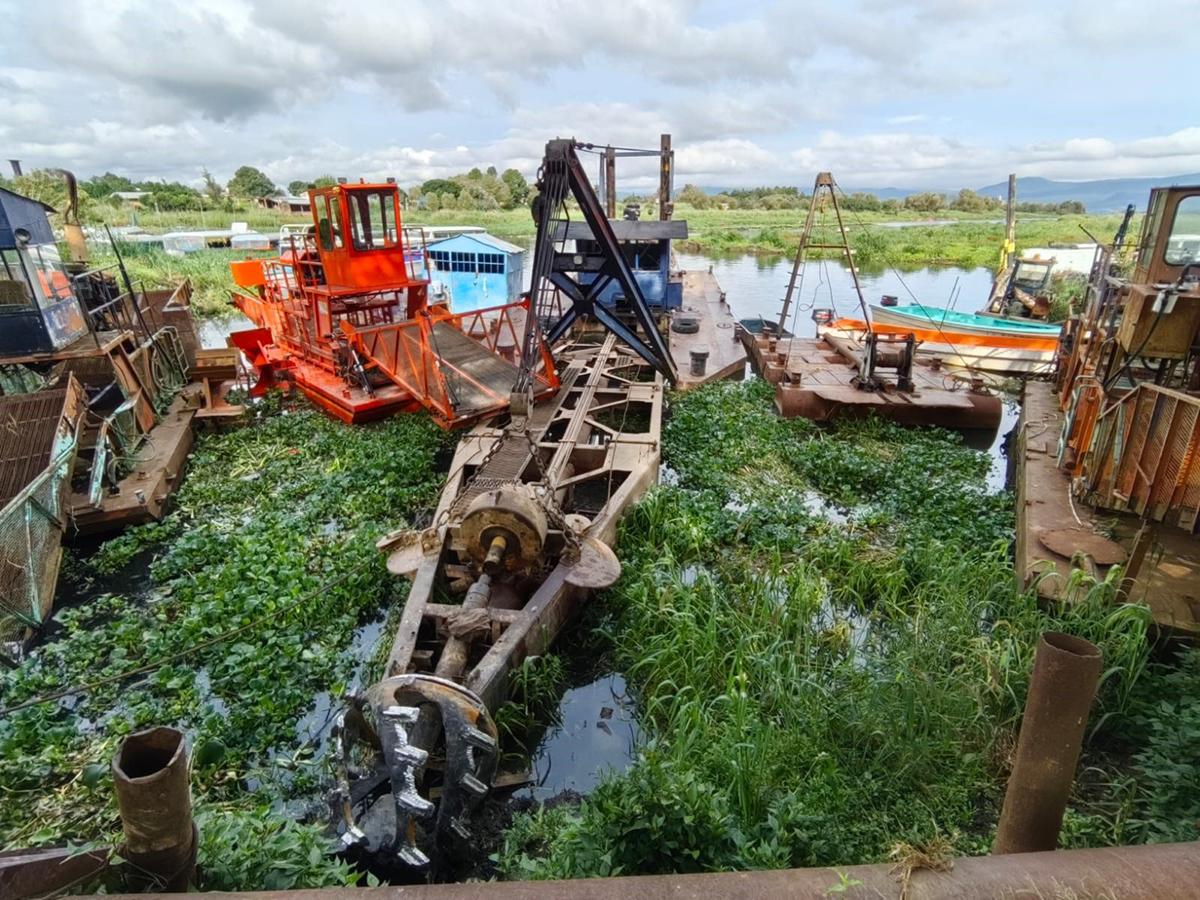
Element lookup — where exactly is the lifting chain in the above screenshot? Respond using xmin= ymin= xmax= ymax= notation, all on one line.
xmin=521 ymin=428 xmax=582 ymax=559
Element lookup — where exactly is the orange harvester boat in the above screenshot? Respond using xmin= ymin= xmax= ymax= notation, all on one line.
xmin=228 ymin=181 xmax=556 ymax=426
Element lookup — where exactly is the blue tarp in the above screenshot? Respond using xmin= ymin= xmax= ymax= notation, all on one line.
xmin=0 ymin=187 xmax=56 ymax=249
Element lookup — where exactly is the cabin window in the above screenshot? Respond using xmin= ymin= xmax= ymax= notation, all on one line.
xmin=0 ymin=249 xmax=34 ymax=309
xmin=449 ymin=251 xmax=476 ymax=272
xmin=429 ymin=250 xmax=451 ymax=270
xmin=622 ymin=241 xmax=662 ymax=272
xmin=316 ymin=195 xmax=342 ymax=251
xmin=349 ymin=190 xmax=397 ymax=251
xmin=478 ymin=253 xmax=505 ymax=274
xmin=1164 ymin=196 xmax=1200 ymax=267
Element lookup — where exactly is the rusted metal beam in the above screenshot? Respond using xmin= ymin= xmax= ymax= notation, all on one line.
xmin=112 ymin=726 xmax=196 ymax=891
xmin=994 ymin=632 xmax=1102 ymax=854
xmin=124 ymin=841 xmax=1200 ymax=899
xmin=0 ymin=845 xmax=109 ymax=899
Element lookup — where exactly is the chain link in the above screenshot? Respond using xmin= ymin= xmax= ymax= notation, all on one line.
xmin=522 ymin=429 xmax=582 ymax=557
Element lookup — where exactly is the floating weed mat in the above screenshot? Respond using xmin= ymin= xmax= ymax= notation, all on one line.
xmin=498 ymin=379 xmax=1162 ymax=879
xmin=0 ymin=403 xmax=451 ymax=889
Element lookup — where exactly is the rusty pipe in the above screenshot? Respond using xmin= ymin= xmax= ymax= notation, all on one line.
xmin=112 ymin=726 xmax=196 ymax=891
xmin=994 ymin=631 xmax=1102 ymax=854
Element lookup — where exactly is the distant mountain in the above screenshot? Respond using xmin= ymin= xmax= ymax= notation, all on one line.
xmin=702 ymin=173 xmax=1200 ymax=212
xmin=974 ymin=174 xmax=1200 ymax=212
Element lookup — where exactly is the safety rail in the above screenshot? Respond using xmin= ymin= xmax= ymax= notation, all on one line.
xmin=1082 ymin=382 xmax=1200 ymax=531
xmin=341 ymin=299 xmax=559 ymax=428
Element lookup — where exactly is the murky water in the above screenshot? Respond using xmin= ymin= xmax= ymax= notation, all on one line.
xmin=516 ymin=673 xmax=641 ymax=802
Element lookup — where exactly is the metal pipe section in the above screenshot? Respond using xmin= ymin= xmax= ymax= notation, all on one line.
xmin=123 ymin=841 xmax=1200 ymax=899
xmin=994 ymin=631 xmax=1102 ymax=854
xmin=112 ymin=726 xmax=196 ymax=891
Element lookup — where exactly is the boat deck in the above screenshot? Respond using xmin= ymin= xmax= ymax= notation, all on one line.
xmin=69 ymin=391 xmax=198 ymax=534
xmin=1016 ymin=381 xmax=1200 ymax=637
xmin=744 ymin=331 xmax=1002 ymax=431
xmin=670 ymin=270 xmax=747 ymax=388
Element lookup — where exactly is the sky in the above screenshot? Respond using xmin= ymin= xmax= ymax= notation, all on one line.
xmin=1 ymin=0 xmax=1198 ymax=193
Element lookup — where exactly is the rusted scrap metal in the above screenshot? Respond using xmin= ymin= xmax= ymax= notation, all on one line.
xmin=112 ymin=726 xmax=196 ymax=891
xmin=334 ymin=335 xmax=662 ymax=867
xmin=0 ymin=845 xmax=110 ymax=900
xmin=994 ymin=632 xmax=1102 ymax=854
xmin=111 ymin=840 xmax=1200 ymax=898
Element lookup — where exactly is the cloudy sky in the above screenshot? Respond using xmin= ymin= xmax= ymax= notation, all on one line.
xmin=2 ymin=0 xmax=1198 ymax=192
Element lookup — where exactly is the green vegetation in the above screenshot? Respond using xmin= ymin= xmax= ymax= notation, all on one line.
xmin=497 ymin=380 xmax=1189 ymax=879
xmin=0 ymin=402 xmax=450 ymax=889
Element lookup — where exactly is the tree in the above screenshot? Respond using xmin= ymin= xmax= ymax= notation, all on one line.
xmin=676 ymin=183 xmax=710 ymax=209
xmin=485 ymin=166 xmax=498 ymax=177
xmin=201 ymin=168 xmax=224 ymax=202
xmin=949 ymin=188 xmax=986 ymax=213
xmin=500 ymin=168 xmax=529 ymax=207
xmin=842 ymin=192 xmax=883 ymax=212
xmin=313 ymin=175 xmax=338 ymax=189
xmin=903 ymin=192 xmax=945 ymax=213
xmin=227 ymin=165 xmax=276 ymax=199
xmin=420 ymin=178 xmax=461 ymax=198
xmin=466 ymin=167 xmax=484 ymax=181
xmin=287 ymin=180 xmax=311 ymax=196
xmin=81 ymin=172 xmax=135 ymax=199
xmin=138 ymin=180 xmax=202 ymax=211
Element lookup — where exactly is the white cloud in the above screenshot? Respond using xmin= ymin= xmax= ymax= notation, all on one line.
xmin=1 ymin=0 xmax=1196 ymax=191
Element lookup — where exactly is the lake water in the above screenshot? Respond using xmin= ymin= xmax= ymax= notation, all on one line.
xmin=674 ymin=249 xmax=995 ymax=337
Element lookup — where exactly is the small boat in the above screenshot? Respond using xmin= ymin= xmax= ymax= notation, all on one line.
xmin=823 ymin=308 xmax=1060 ymax=376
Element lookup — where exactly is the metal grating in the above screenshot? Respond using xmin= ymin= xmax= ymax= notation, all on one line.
xmin=0 ymin=388 xmax=71 ymax=507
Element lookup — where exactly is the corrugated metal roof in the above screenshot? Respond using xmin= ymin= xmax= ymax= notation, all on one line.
xmin=428 ymin=231 xmax=525 ymax=255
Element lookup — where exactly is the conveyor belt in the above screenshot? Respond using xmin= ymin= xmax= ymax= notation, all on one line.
xmin=429 ymin=324 xmax=522 ymax=416
xmin=448 ymin=362 xmax=586 ymax=518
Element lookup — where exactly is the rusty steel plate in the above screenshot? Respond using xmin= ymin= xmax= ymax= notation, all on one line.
xmin=1037 ymin=528 xmax=1128 ymax=565
xmin=563 ymin=537 xmax=622 ymax=589
xmin=382 ymin=528 xmax=441 ymax=576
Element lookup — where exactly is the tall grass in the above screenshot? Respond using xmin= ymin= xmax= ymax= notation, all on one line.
xmin=497 ymin=380 xmax=1160 ymax=878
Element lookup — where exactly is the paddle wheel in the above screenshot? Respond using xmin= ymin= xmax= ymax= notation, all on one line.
xmin=229 ymin=181 xmax=557 ymax=427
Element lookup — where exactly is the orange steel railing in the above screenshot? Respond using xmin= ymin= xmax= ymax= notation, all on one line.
xmin=341 ymin=298 xmax=559 ymax=428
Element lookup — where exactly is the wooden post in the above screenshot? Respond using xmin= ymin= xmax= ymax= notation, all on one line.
xmin=604 ymin=146 xmax=617 ymax=219
xmin=659 ymin=134 xmax=672 ymax=221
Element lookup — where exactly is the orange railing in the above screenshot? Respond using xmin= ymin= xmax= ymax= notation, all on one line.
xmin=341 ymin=298 xmax=558 ymax=428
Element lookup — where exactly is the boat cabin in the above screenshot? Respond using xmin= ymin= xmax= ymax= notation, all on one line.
xmin=555 ymin=215 xmax=688 ymax=310
xmin=427 ymin=232 xmax=524 ymax=313
xmin=304 ymin=181 xmax=428 ymax=296
xmin=0 ymin=187 xmax=88 ymax=355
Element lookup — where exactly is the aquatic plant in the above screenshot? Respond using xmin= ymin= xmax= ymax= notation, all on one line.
xmin=498 ymin=380 xmax=1162 ymax=879
xmin=0 ymin=402 xmax=450 ymax=887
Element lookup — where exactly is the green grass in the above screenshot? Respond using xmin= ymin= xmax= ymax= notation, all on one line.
xmin=0 ymin=400 xmax=451 ymax=889
xmin=496 ymin=380 xmax=1173 ymax=879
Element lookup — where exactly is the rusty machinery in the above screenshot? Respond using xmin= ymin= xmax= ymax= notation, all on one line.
xmin=1053 ymin=183 xmax=1200 ymax=530
xmin=331 ymin=140 xmax=673 ymax=871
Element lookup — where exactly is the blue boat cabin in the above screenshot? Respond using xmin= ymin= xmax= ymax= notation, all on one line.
xmin=426 ymin=232 xmax=524 ymax=313
xmin=557 ymin=218 xmax=687 ymax=310
xmin=0 ymin=187 xmax=89 ymax=356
